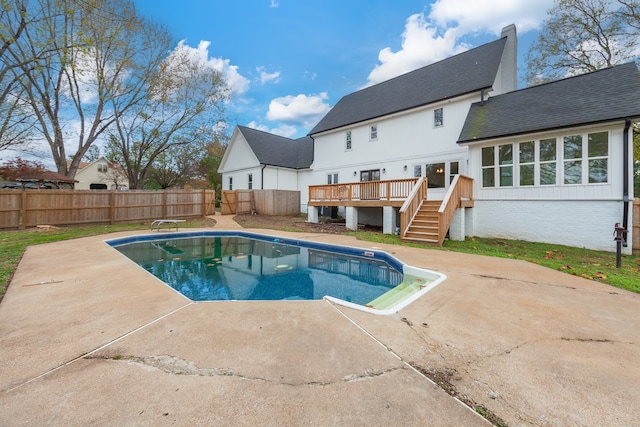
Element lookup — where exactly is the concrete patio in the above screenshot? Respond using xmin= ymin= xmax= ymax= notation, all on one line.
xmin=1 ymin=215 xmax=639 ymax=426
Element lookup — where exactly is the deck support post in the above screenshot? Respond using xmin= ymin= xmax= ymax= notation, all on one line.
xmin=307 ymin=206 xmax=319 ymax=224
xmin=345 ymin=206 xmax=358 ymax=231
xmin=449 ymin=208 xmax=465 ymax=241
xmin=383 ymin=206 xmax=397 ymax=235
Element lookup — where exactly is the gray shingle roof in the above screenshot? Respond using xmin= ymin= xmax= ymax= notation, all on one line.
xmin=458 ymin=62 xmax=640 ymax=143
xmin=308 ymin=37 xmax=507 ymax=136
xmin=238 ymin=125 xmax=313 ymax=169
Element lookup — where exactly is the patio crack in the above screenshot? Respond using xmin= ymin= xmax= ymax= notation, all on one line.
xmin=95 ymin=354 xmax=404 ymax=386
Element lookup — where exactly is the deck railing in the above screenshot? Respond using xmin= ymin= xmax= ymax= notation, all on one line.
xmin=308 ymin=178 xmax=418 ymax=204
xmin=399 ymin=177 xmax=427 ymax=237
xmin=437 ymin=175 xmax=474 ymax=245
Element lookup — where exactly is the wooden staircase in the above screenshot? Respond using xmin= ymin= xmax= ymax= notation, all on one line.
xmin=399 ymin=175 xmax=474 ymax=246
xmin=403 ymin=200 xmax=441 ymax=245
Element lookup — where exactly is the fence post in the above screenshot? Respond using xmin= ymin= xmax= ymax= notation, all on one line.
xmin=202 ymin=189 xmax=206 ymax=217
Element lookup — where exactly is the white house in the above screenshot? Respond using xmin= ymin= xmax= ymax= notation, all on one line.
xmin=219 ymin=25 xmax=639 ymax=254
xmin=73 ymin=156 xmax=130 ymax=190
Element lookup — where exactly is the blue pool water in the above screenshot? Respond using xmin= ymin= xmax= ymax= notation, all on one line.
xmin=109 ymin=233 xmax=403 ymax=305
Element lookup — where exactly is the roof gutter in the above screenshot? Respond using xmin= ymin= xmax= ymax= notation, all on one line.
xmin=622 ymin=118 xmax=631 ymax=246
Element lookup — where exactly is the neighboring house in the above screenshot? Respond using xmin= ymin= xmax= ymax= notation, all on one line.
xmin=219 ymin=25 xmax=640 ymax=254
xmin=219 ymin=125 xmax=313 ymax=191
xmin=73 ymin=156 xmax=129 ymax=190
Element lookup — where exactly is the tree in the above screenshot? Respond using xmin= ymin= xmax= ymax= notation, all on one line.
xmin=0 ymin=157 xmax=46 ymax=180
xmin=526 ymin=0 xmax=640 ymax=85
xmin=145 ymin=143 xmax=202 ymax=189
xmin=5 ymin=0 xmax=172 ymax=177
xmin=0 ymin=0 xmax=38 ymax=150
xmin=107 ymin=41 xmax=229 ymax=189
xmin=197 ymin=136 xmax=227 ymax=194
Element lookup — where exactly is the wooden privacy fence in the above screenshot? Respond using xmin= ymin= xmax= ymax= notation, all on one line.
xmin=0 ymin=189 xmax=215 ymax=229
xmin=221 ymin=189 xmax=300 ymax=216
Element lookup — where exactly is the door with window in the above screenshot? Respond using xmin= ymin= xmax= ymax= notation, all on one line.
xmin=360 ymin=169 xmax=380 ymax=200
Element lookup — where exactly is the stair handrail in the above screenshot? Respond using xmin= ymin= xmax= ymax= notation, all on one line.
xmin=437 ymin=174 xmax=474 ymax=245
xmin=399 ymin=177 xmax=427 ymax=238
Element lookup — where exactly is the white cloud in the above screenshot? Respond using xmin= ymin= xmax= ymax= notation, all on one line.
xmin=269 ymin=0 xmax=279 ymax=8
xmin=257 ymin=66 xmax=281 ymax=84
xmin=429 ymin=0 xmax=554 ymax=34
xmin=364 ymin=0 xmax=555 ymax=87
xmin=174 ymin=40 xmax=250 ymax=97
xmin=266 ymin=92 xmax=331 ymax=128
xmin=246 ymin=121 xmax=297 ymax=138
xmin=365 ymin=14 xmax=466 ymax=87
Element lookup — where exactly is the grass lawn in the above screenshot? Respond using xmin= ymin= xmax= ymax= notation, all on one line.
xmin=1 ymin=217 xmax=638 ymax=302
xmin=0 ymin=219 xmax=214 ymax=301
xmin=351 ymin=231 xmax=640 ymax=294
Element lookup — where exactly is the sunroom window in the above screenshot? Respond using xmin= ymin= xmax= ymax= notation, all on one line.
xmin=519 ymin=141 xmax=534 ymax=186
xmin=563 ymin=135 xmax=583 ymax=184
xmin=588 ymin=132 xmax=608 ymax=183
xmin=499 ymin=144 xmax=513 ymax=187
xmin=481 ymin=147 xmax=495 ymax=187
xmin=539 ymin=138 xmax=557 ymax=185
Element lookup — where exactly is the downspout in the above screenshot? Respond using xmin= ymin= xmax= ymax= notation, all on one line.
xmin=261 ymin=164 xmax=266 ymax=190
xmin=622 ymin=118 xmax=631 ymax=246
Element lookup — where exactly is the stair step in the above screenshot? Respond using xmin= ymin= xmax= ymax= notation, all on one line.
xmin=407 ymin=224 xmax=438 ymax=234
xmin=402 ymin=236 xmax=439 ymax=245
xmin=405 ymin=231 xmax=438 ymax=240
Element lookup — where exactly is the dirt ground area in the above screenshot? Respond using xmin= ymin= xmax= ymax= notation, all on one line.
xmin=231 ymin=213 xmax=368 ymax=234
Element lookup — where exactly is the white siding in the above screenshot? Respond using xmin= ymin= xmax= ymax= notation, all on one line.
xmin=263 ymin=167 xmax=299 ymax=191
xmin=309 ymin=95 xmax=478 ymax=189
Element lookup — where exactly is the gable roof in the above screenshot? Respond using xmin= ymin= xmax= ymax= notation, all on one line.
xmin=308 ymin=37 xmax=508 ymax=136
xmin=238 ymin=126 xmax=313 ymax=169
xmin=458 ymin=62 xmax=640 ymax=143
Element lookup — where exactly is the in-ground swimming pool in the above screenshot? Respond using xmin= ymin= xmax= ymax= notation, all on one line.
xmin=107 ymin=231 xmax=446 ymax=315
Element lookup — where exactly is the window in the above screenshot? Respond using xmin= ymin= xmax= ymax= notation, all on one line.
xmin=345 ymin=131 xmax=352 ymax=150
xmin=97 ymin=164 xmax=107 ymax=173
xmin=425 ymin=163 xmax=445 ymax=188
xmin=327 ymin=173 xmax=338 ymax=184
xmin=248 ymin=173 xmax=253 ymax=189
xmin=563 ymin=135 xmax=582 ymax=184
xmin=499 ymin=144 xmax=513 ymax=187
xmin=519 ymin=141 xmax=535 ymax=186
xmin=228 ymin=177 xmax=233 ymax=190
xmin=360 ymin=169 xmax=380 ymax=182
xmin=588 ymin=131 xmax=608 ymax=183
xmin=449 ymin=161 xmax=459 ymax=183
xmin=413 ymin=165 xmax=422 ymax=178
xmin=539 ymin=138 xmax=557 ymax=185
xmin=370 ymin=125 xmax=378 ymax=141
xmin=480 ymin=131 xmax=607 ymax=189
xmin=434 ymin=108 xmax=443 ymax=127
xmin=482 ymin=146 xmax=495 ymax=187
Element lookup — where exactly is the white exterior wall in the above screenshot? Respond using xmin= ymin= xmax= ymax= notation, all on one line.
xmin=263 ymin=167 xmax=299 ymax=191
xmin=466 ymin=123 xmax=632 ymax=253
xmin=219 ymin=132 xmax=261 ymax=190
xmin=472 ymin=200 xmax=629 ymax=253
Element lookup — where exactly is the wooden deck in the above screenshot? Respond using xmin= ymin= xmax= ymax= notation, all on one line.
xmin=308 ymin=178 xmax=418 ymax=207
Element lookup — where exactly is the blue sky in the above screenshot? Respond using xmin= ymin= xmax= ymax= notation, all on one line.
xmin=132 ymin=0 xmax=556 ymax=140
